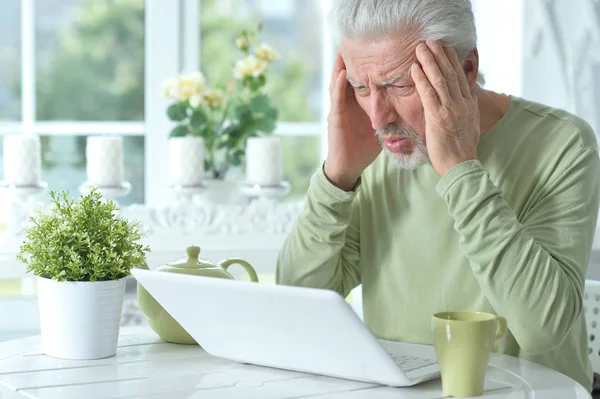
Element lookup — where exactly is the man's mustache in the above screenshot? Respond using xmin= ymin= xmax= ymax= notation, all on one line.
xmin=376 ymin=124 xmax=420 ymax=140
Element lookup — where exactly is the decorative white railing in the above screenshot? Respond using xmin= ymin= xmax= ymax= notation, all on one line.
xmin=0 ymin=196 xmax=305 ymax=280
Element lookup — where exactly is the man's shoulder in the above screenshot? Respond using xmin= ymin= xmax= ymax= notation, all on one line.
xmin=515 ymin=96 xmax=598 ymax=152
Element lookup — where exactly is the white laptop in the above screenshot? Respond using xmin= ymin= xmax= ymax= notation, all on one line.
xmin=131 ymin=268 xmax=440 ymax=387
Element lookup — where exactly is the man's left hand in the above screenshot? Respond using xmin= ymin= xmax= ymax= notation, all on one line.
xmin=411 ymin=40 xmax=481 ymax=177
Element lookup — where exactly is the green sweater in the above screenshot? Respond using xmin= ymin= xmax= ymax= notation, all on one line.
xmin=276 ymin=96 xmax=600 ymax=390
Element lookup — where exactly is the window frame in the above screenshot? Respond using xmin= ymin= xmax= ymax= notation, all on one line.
xmin=0 ymin=0 xmax=332 ymax=206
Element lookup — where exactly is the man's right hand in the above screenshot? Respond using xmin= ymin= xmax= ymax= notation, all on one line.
xmin=324 ymin=52 xmax=381 ymax=191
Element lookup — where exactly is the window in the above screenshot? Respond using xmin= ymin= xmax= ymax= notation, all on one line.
xmin=0 ymin=0 xmax=331 ymax=207
xmin=0 ymin=2 xmax=20 ymax=121
xmin=472 ymin=0 xmax=523 ymax=97
xmin=0 ymin=0 xmax=146 ymax=205
xmin=36 ymin=0 xmax=145 ymax=122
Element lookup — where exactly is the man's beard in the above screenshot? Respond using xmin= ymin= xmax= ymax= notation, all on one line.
xmin=375 ymin=124 xmax=429 ymax=170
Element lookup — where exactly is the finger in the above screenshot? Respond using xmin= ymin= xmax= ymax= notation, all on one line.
xmin=426 ymin=40 xmax=462 ymax=101
xmin=330 ymin=51 xmax=345 ymax=94
xmin=444 ymin=45 xmax=471 ymax=98
xmin=411 ymin=62 xmax=440 ymax=111
xmin=415 ymin=43 xmax=451 ymax=104
xmin=331 ymin=69 xmax=348 ymax=114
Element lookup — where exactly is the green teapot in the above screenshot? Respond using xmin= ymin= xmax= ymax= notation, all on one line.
xmin=136 ymin=245 xmax=259 ymax=345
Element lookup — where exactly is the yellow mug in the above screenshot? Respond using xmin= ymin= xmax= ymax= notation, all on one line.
xmin=432 ymin=311 xmax=507 ymax=397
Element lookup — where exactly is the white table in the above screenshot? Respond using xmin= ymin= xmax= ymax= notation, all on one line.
xmin=0 ymin=327 xmax=592 ymax=398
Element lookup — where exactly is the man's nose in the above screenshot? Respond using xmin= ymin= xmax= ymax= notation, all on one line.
xmin=369 ymin=90 xmax=397 ymax=131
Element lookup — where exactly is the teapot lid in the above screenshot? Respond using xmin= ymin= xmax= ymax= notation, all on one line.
xmin=167 ymin=245 xmax=214 ymax=269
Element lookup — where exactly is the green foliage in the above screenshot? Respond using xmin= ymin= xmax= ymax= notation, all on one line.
xmin=36 ymin=0 xmax=145 ymax=121
xmin=199 ymin=0 xmax=314 ymax=122
xmin=16 ymin=188 xmax=150 ymax=282
xmin=197 ymin=1 xmax=319 ymax=197
xmin=167 ymin=103 xmax=188 ymax=122
xmin=164 ymin=24 xmax=280 ymax=179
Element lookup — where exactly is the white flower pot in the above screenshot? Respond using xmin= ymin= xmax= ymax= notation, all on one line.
xmin=167 ymin=136 xmax=205 ymax=187
xmin=36 ymin=277 xmax=126 ymax=360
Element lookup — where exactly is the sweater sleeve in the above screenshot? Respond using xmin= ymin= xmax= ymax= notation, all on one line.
xmin=275 ymin=165 xmax=362 ymax=298
xmin=435 ymin=149 xmax=600 ymax=355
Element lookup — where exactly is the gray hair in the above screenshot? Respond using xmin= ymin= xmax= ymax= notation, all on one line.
xmin=331 ymin=0 xmax=485 ymax=85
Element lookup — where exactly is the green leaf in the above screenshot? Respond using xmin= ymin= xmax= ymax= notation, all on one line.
xmin=256 ymin=75 xmax=266 ymax=88
xmin=266 ymin=107 xmax=278 ymax=120
xmin=217 ymin=128 xmax=235 ymax=149
xmin=190 ymin=109 xmax=207 ymax=128
xmin=223 ymin=123 xmax=240 ymax=137
xmin=234 ymin=104 xmax=253 ymax=124
xmin=250 ymin=94 xmax=271 ymax=114
xmin=167 ymin=103 xmax=187 ymax=122
xmin=230 ymin=149 xmax=245 ymax=167
xmin=241 ymin=76 xmax=251 ymax=88
xmin=200 ymin=125 xmax=218 ymax=140
xmin=16 ymin=187 xmax=150 ymax=282
xmin=169 ymin=125 xmax=189 ymax=137
xmin=251 ymin=116 xmax=277 ymax=133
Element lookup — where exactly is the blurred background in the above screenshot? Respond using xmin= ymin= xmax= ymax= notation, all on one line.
xmin=0 ymin=0 xmax=327 ymax=205
xmin=0 ymin=0 xmax=596 ymax=206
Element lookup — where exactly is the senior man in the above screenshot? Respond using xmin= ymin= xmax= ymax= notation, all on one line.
xmin=276 ymin=0 xmax=600 ymax=391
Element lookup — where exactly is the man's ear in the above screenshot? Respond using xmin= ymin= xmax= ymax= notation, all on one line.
xmin=462 ymin=47 xmax=479 ymax=90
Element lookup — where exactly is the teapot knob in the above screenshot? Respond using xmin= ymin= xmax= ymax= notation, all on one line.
xmin=186 ymin=245 xmax=201 ymax=260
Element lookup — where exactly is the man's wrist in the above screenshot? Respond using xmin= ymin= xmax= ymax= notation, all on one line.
xmin=436 ymin=159 xmax=486 ymax=198
xmin=437 ymin=155 xmax=479 ymax=178
xmin=322 ymin=162 xmax=360 ymax=192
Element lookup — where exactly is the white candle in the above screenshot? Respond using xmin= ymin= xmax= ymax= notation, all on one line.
xmin=245 ymin=136 xmax=283 ymax=186
xmin=3 ymin=134 xmax=41 ymax=186
xmin=86 ymin=136 xmax=124 ymax=187
xmin=167 ymin=136 xmax=205 ymax=186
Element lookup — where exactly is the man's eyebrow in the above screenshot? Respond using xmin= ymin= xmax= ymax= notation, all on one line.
xmin=346 ymin=73 xmax=410 ymax=88
xmin=346 ymin=75 xmax=363 ymax=87
xmin=378 ymin=73 xmax=410 ymax=86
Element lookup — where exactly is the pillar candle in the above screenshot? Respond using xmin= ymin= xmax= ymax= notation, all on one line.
xmin=167 ymin=136 xmax=205 ymax=186
xmin=86 ymin=136 xmax=124 ymax=187
xmin=3 ymin=134 xmax=41 ymax=186
xmin=245 ymin=136 xmax=283 ymax=186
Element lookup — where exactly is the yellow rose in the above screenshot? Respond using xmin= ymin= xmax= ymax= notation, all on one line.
xmin=177 ymin=72 xmax=205 ymax=100
xmin=161 ymin=72 xmax=205 ymax=101
xmin=234 ymin=55 xmax=268 ymax=79
xmin=203 ymin=89 xmax=225 ymax=108
xmin=256 ymin=43 xmax=279 ymax=62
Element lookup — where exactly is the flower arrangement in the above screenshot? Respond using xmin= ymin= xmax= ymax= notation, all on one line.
xmin=17 ymin=188 xmax=150 ymax=282
xmin=161 ymin=24 xmax=280 ymax=179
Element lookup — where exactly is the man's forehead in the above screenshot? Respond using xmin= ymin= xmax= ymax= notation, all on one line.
xmin=340 ymin=38 xmax=418 ymax=85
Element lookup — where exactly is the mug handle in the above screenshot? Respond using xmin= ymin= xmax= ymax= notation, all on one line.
xmin=495 ymin=316 xmax=507 ymax=340
xmin=219 ymin=258 xmax=259 ymax=282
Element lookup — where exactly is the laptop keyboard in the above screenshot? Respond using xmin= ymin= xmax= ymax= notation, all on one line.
xmin=388 ymin=353 xmax=437 ymax=372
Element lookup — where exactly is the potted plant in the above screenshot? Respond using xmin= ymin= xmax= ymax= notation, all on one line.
xmin=16 ymin=188 xmax=150 ymax=360
xmin=161 ymin=24 xmax=280 ymax=200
